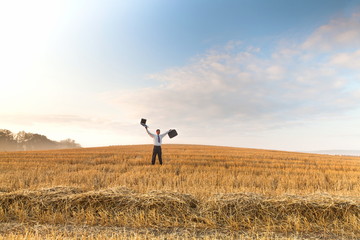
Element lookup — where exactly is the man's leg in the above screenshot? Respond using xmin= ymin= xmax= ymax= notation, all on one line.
xmin=151 ymin=146 xmax=157 ymax=165
xmin=158 ymin=146 xmax=162 ymax=165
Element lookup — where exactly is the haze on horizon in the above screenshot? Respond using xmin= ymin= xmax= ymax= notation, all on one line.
xmin=1 ymin=0 xmax=360 ymax=152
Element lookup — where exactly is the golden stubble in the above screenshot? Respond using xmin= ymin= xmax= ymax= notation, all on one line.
xmin=1 ymin=144 xmax=360 ymax=239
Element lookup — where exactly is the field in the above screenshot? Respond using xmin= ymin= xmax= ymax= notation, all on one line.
xmin=1 ymin=144 xmax=360 ymax=239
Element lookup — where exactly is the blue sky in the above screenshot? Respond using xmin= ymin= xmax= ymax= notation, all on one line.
xmin=1 ymin=0 xmax=360 ymax=151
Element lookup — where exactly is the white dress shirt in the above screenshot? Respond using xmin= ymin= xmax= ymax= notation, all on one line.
xmin=146 ymin=128 xmax=170 ymax=146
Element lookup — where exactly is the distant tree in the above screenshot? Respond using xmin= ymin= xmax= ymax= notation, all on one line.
xmin=23 ymin=134 xmax=57 ymax=150
xmin=0 ymin=129 xmax=81 ymax=151
xmin=14 ymin=131 xmax=29 ymax=143
xmin=14 ymin=131 xmax=33 ymax=150
xmin=0 ymin=129 xmax=17 ymax=151
xmin=58 ymin=138 xmax=81 ymax=149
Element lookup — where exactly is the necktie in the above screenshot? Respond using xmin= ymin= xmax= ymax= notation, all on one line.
xmin=158 ymin=135 xmax=160 ymax=144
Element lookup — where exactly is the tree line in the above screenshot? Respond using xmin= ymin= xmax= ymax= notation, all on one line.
xmin=0 ymin=129 xmax=81 ymax=151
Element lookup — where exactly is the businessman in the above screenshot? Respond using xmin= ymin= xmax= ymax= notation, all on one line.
xmin=145 ymin=126 xmax=170 ymax=165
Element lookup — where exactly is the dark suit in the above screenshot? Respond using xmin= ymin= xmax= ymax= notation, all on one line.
xmin=152 ymin=146 xmax=162 ymax=165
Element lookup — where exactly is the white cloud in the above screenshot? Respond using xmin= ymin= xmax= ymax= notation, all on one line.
xmin=301 ymin=13 xmax=360 ymax=51
xmin=329 ymin=49 xmax=360 ymax=69
xmin=266 ymin=65 xmax=285 ymax=80
xmin=105 ymin=12 xmax=360 ymax=143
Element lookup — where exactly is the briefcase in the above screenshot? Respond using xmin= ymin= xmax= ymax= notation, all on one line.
xmin=168 ymin=129 xmax=178 ymax=138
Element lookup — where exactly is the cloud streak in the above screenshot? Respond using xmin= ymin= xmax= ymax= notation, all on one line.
xmin=302 ymin=12 xmax=360 ymax=52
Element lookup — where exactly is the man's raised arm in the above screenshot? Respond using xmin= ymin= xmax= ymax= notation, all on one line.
xmin=145 ymin=126 xmax=154 ymax=138
xmin=160 ymin=129 xmax=171 ymax=138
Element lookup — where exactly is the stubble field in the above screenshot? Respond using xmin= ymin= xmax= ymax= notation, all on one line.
xmin=1 ymin=144 xmax=360 ymax=239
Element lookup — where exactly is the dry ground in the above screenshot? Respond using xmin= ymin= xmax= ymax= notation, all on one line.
xmin=1 ymin=144 xmax=360 ymax=239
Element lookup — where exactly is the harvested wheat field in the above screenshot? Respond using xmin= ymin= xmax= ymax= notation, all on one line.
xmin=1 ymin=144 xmax=360 ymax=239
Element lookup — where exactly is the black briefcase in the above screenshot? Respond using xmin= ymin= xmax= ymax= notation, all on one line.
xmin=168 ymin=129 xmax=178 ymax=138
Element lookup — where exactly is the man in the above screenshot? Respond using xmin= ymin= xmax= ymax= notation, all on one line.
xmin=145 ymin=126 xmax=170 ymax=165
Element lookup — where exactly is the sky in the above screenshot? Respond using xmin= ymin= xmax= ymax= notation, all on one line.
xmin=1 ymin=0 xmax=360 ymax=152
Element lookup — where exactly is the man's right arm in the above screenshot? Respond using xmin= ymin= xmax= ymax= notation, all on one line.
xmin=145 ymin=127 xmax=154 ymax=138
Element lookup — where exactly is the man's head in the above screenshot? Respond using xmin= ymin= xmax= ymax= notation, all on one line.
xmin=156 ymin=129 xmax=160 ymax=135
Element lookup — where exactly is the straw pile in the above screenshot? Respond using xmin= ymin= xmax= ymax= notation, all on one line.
xmin=1 ymin=187 xmax=359 ymax=235
xmin=204 ymin=192 xmax=360 ymax=232
xmin=0 ymin=187 xmax=199 ymax=227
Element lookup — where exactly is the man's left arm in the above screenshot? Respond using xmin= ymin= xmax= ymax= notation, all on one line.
xmin=160 ymin=129 xmax=171 ymax=138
